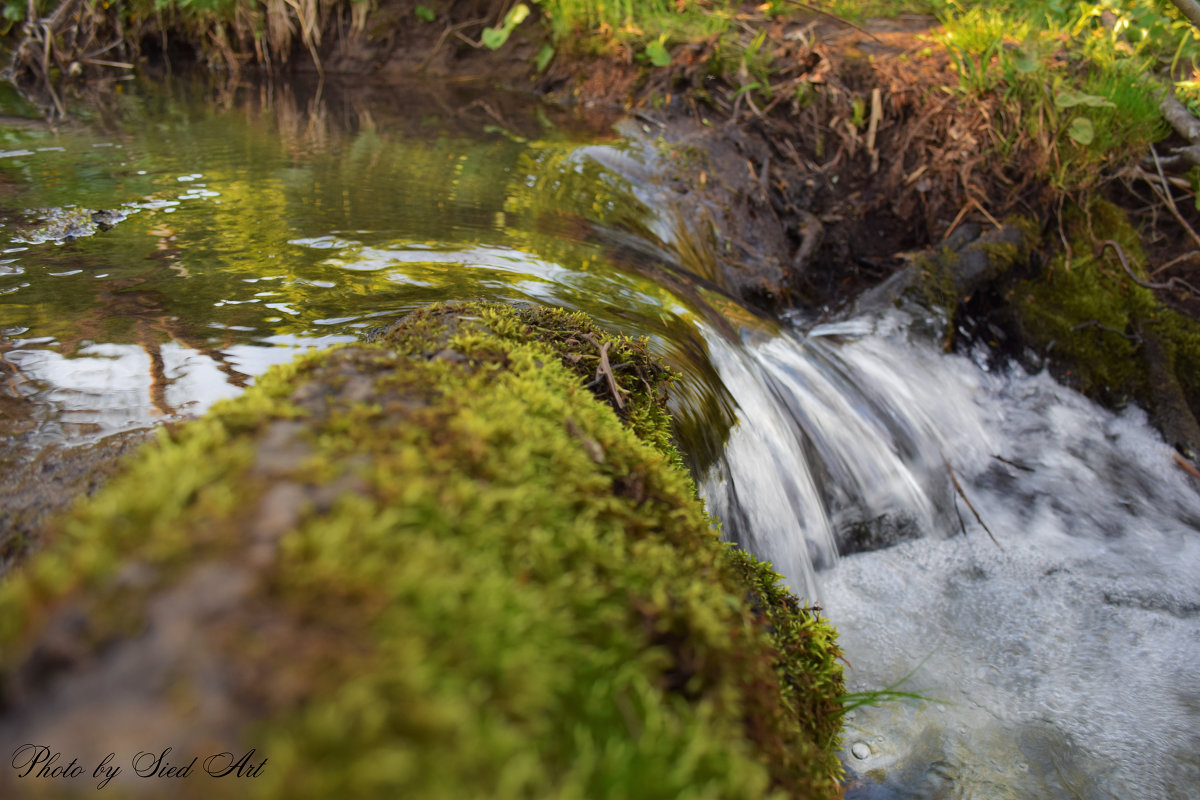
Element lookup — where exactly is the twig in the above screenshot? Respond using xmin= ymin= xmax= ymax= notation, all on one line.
xmin=951 ymin=494 xmax=967 ymax=537
xmin=944 ymin=200 xmax=972 ymax=238
xmin=1097 ymin=238 xmax=1200 ymax=298
xmin=41 ymin=23 xmax=65 ymax=119
xmin=81 ymin=58 xmax=133 ymax=69
xmin=1174 ymin=451 xmax=1200 ymax=482
xmin=866 ymin=86 xmax=882 ymax=175
xmin=945 ymin=458 xmax=1001 ymax=549
xmin=1161 ymin=90 xmax=1200 ymax=144
xmin=1070 ymin=320 xmax=1143 ymax=344
xmin=778 ymin=0 xmax=883 ymax=42
xmin=992 ymin=455 xmax=1034 ymax=472
xmin=1149 ymin=145 xmax=1200 ymax=251
xmin=1056 ymin=191 xmax=1072 ymax=273
xmin=1152 ymin=250 xmax=1200 ymax=276
xmin=418 ymin=17 xmax=488 ymax=70
xmin=634 ymin=111 xmax=665 ymax=129
xmin=581 ymin=334 xmax=626 ymax=410
xmin=969 ymin=196 xmax=1002 ymax=230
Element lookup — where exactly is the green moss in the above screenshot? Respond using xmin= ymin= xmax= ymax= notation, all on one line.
xmin=1012 ymin=201 xmax=1153 ymax=402
xmin=900 ymin=218 xmax=1039 ymax=336
xmin=0 ymin=301 xmax=844 ymax=799
xmin=1011 ymin=200 xmax=1200 ymax=442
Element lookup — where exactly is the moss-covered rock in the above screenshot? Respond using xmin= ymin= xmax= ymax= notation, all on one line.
xmin=0 ymin=302 xmax=844 ymax=799
xmin=1011 ymin=200 xmax=1200 ymax=454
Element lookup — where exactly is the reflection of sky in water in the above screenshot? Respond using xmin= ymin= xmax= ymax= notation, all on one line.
xmin=3 ymin=335 xmax=354 ymax=447
xmin=295 ymin=238 xmax=670 ymax=312
xmin=2 ymin=230 xmax=685 ymax=453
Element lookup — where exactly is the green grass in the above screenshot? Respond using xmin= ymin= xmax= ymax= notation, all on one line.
xmin=534 ymin=0 xmax=735 ymax=44
xmin=923 ymin=1 xmax=1178 ymax=191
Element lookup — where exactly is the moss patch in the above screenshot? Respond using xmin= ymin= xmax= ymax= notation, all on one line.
xmin=1011 ymin=201 xmax=1200 ymax=451
xmin=0 ymin=301 xmax=844 ymax=799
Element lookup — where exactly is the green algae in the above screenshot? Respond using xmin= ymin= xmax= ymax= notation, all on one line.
xmin=0 ymin=301 xmax=845 ymax=799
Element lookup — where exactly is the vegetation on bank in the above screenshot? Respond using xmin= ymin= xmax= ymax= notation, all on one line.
xmin=0 ymin=302 xmax=846 ymax=799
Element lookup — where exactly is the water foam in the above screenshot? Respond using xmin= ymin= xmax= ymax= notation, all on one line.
xmin=695 ymin=309 xmax=1200 ymax=797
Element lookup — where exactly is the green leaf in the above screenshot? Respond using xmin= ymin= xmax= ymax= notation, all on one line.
xmin=1068 ymin=116 xmax=1095 ymax=145
xmin=535 ymin=44 xmax=555 ymax=73
xmin=1055 ymin=89 xmax=1115 ymax=109
xmin=507 ymin=3 xmax=530 ymax=26
xmin=481 ymin=3 xmax=530 ymax=51
xmin=481 ymin=27 xmax=507 ymax=50
xmin=646 ymin=37 xmax=671 ymax=68
xmin=415 ymin=5 xmax=435 ymax=23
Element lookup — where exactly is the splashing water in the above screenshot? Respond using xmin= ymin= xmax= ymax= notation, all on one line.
xmin=697 ymin=308 xmax=1200 ymax=798
xmin=0 ymin=79 xmax=1197 ymax=798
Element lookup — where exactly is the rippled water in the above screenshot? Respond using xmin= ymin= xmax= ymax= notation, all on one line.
xmin=0 ymin=78 xmax=731 ymax=468
xmin=2 ymin=77 xmax=1199 ymax=798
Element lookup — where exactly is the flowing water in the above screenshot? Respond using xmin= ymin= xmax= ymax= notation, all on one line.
xmin=1 ymin=77 xmax=1198 ymax=798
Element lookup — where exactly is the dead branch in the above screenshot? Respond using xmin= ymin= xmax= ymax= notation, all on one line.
xmin=1142 ymin=145 xmax=1200 ymax=251
xmin=777 ymin=0 xmax=883 ymax=43
xmin=945 ymin=458 xmax=1001 ymax=549
xmin=581 ymin=333 xmax=626 ymax=411
xmin=1097 ymin=238 xmax=1200 ymax=297
xmin=1174 ymin=451 xmax=1200 ymax=482
xmin=1161 ymin=92 xmax=1200 ymax=144
xmin=1168 ymin=0 xmax=1200 ymax=34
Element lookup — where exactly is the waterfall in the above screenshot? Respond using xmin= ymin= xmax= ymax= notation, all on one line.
xmin=683 ymin=306 xmax=1200 ymax=798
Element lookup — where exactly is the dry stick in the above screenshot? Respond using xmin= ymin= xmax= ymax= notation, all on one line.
xmin=1147 ymin=145 xmax=1200 ymax=251
xmin=581 ymin=334 xmax=626 ymax=411
xmin=1056 ymin=193 xmax=1073 ymax=272
xmin=778 ymin=0 xmax=883 ymax=43
xmin=944 ymin=458 xmax=1001 ymax=549
xmin=950 ymin=494 xmax=968 ymax=537
xmin=418 ymin=17 xmax=488 ymax=70
xmin=82 ymin=58 xmax=134 ymax=69
xmin=992 ymin=454 xmax=1035 ymax=472
xmin=1174 ymin=451 xmax=1200 ymax=482
xmin=1097 ymin=238 xmax=1200 ymax=298
xmin=1152 ymin=250 xmax=1200 ymax=276
xmin=969 ymin=196 xmax=1002 ymax=230
xmin=866 ymin=86 xmax=882 ymax=175
xmin=1169 ymin=0 xmax=1200 ymax=36
xmin=40 ymin=23 xmax=65 ymax=119
xmin=944 ymin=200 xmax=973 ymax=238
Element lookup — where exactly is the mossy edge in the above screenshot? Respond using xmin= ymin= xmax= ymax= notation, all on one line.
xmin=0 ymin=301 xmax=845 ymax=799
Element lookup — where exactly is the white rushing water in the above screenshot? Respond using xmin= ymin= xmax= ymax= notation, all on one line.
xmin=697 ymin=309 xmax=1200 ymax=799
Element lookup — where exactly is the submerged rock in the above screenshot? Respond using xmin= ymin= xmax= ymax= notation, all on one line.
xmin=0 ymin=301 xmax=845 ymax=798
xmin=11 ymin=206 xmax=132 ymax=245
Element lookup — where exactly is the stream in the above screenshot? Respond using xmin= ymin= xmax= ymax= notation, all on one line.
xmin=1 ymin=77 xmax=1198 ymax=799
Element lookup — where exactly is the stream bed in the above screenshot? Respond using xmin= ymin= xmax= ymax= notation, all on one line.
xmin=1 ymin=77 xmax=1198 ymax=798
